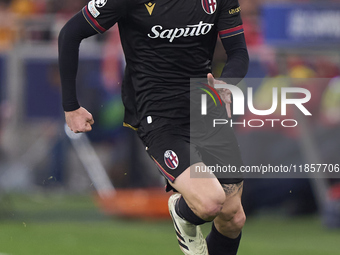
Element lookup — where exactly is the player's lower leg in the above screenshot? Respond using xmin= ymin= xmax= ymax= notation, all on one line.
xmin=168 ymin=193 xmax=209 ymax=255
xmin=167 ymin=164 xmax=226 ymax=255
xmin=206 ymin=182 xmax=246 ymax=255
xmin=206 ymin=214 xmax=245 ymax=255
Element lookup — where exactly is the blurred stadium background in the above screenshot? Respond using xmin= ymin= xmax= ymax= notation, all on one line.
xmin=0 ymin=0 xmax=340 ymax=254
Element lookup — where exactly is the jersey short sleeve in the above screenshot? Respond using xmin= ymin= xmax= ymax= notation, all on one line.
xmin=217 ymin=0 xmax=244 ymax=39
xmin=82 ymin=0 xmax=128 ymax=33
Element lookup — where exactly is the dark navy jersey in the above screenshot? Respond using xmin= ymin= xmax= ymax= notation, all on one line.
xmin=82 ymin=0 xmax=243 ymax=129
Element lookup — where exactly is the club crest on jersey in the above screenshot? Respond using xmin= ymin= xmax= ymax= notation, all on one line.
xmin=164 ymin=150 xmax=179 ymax=170
xmin=95 ymin=0 xmax=107 ymax=8
xmin=202 ymin=0 xmax=217 ymax=14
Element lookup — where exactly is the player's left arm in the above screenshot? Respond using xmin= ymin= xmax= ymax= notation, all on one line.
xmin=208 ymin=0 xmax=249 ymax=117
xmin=217 ymin=0 xmax=249 ymax=84
xmin=219 ymin=33 xmax=249 ymax=85
xmin=209 ymin=35 xmax=248 ymax=116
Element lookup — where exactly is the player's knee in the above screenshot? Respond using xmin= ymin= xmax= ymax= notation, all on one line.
xmin=217 ymin=209 xmax=246 ymax=238
xmin=196 ymin=191 xmax=225 ymax=220
xmin=197 ymin=202 xmax=222 ymax=221
xmin=219 ymin=206 xmax=246 ymax=230
xmin=221 ymin=208 xmax=240 ymax=222
xmin=231 ymin=210 xmax=246 ymax=231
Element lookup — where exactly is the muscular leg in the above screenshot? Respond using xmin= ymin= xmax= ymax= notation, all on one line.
xmin=170 ymin=162 xmax=226 ymax=221
xmin=167 ymin=162 xmax=226 ymax=254
xmin=215 ymin=182 xmax=245 ymax=238
xmin=206 ymin=182 xmax=246 ymax=255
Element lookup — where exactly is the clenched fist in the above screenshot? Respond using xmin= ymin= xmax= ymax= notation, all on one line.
xmin=65 ymin=107 xmax=94 ymax=133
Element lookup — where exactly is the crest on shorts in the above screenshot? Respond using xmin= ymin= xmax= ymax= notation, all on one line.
xmin=202 ymin=0 xmax=217 ymax=15
xmin=164 ymin=150 xmax=179 ymax=170
xmin=95 ymin=0 xmax=107 ymax=8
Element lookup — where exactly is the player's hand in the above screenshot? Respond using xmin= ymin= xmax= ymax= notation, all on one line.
xmin=65 ymin=107 xmax=94 ymax=133
xmin=207 ymin=73 xmax=232 ymax=118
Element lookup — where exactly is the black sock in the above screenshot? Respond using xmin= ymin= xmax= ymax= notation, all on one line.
xmin=175 ymin=195 xmax=207 ymax=225
xmin=206 ymin=223 xmax=242 ymax=255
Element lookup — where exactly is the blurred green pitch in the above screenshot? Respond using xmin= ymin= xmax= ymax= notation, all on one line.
xmin=0 ymin=194 xmax=339 ymax=255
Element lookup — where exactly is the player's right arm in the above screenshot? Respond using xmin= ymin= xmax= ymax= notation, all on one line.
xmin=59 ymin=11 xmax=98 ymax=132
xmin=58 ymin=0 xmax=126 ymax=132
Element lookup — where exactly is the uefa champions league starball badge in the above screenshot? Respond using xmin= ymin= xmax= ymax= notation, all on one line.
xmin=95 ymin=0 xmax=107 ymax=8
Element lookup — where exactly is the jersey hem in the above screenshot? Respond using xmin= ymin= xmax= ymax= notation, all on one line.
xmin=123 ymin=122 xmax=138 ymax=131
